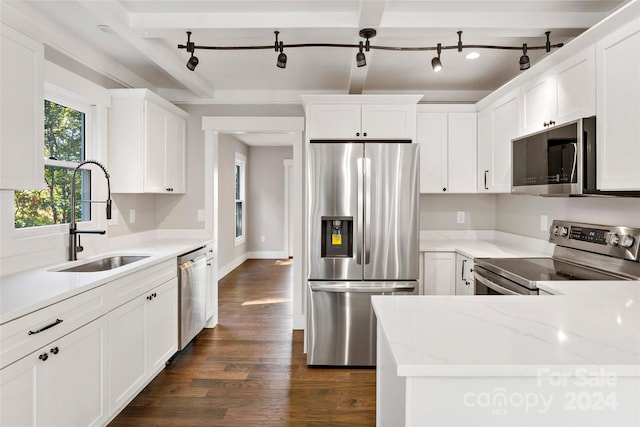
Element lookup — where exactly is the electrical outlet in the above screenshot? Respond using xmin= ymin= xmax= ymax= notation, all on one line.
xmin=129 ymin=209 xmax=136 ymax=224
xmin=260 ymin=235 xmax=265 ymax=242
xmin=457 ymin=211 xmax=465 ymax=224
xmin=540 ymin=215 xmax=548 ymax=231
xmin=197 ymin=209 xmax=205 ymax=222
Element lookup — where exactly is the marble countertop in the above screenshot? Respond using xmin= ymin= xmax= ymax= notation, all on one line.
xmin=0 ymin=238 xmax=210 ymax=324
xmin=372 ymin=281 xmax=640 ymax=377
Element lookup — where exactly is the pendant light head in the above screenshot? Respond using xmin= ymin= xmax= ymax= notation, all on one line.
xmin=431 ymin=43 xmax=443 ymax=72
xmin=356 ymin=41 xmax=366 ymax=67
xmin=186 ymin=53 xmax=199 ymax=71
xmin=519 ymin=43 xmax=530 ymax=70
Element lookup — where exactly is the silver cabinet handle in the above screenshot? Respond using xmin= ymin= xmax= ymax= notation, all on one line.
xmin=484 ymin=170 xmax=489 ymax=190
xmin=461 ymin=259 xmax=467 ymax=281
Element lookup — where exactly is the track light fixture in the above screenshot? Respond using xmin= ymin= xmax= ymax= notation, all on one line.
xmin=431 ymin=43 xmax=443 ymax=72
xmin=519 ymin=43 xmax=531 ymax=70
xmin=274 ymin=31 xmax=287 ymax=69
xmin=184 ymin=31 xmax=199 ymax=71
xmin=178 ymin=30 xmax=563 ymax=73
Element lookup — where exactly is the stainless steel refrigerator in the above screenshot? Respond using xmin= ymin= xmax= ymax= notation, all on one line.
xmin=306 ymin=140 xmax=419 ymax=366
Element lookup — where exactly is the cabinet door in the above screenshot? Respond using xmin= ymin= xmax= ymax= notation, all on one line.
xmin=0 ymin=24 xmax=44 ymax=190
xmin=447 ymin=113 xmax=477 ymax=193
xmin=45 ymin=318 xmax=107 ymax=427
xmin=205 ymin=252 xmax=218 ymax=327
xmin=423 ymin=252 xmax=456 ymax=295
xmin=164 ymin=112 xmax=186 ymax=193
xmin=520 ymin=75 xmax=557 ymax=135
xmin=144 ymin=100 xmax=168 ymax=193
xmin=555 ymin=47 xmax=595 ymax=124
xmin=147 ymin=279 xmax=178 ymax=374
xmin=455 ymin=255 xmax=474 ymax=296
xmin=596 ymin=19 xmax=640 ymax=191
xmin=361 ymin=104 xmax=416 ymax=140
xmin=417 ymin=113 xmax=448 ymax=193
xmin=0 ymin=350 xmax=45 ymax=427
xmin=108 ymin=296 xmax=146 ymax=413
xmin=486 ymin=91 xmax=520 ymax=193
xmin=305 ymin=104 xmax=361 ymax=139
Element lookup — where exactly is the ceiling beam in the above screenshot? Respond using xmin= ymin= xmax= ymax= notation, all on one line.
xmin=347 ymin=1 xmax=387 ymax=94
xmin=77 ymin=0 xmax=215 ymax=98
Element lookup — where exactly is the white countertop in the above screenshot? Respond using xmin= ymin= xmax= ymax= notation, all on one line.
xmin=372 ymin=281 xmax=640 ymax=377
xmin=0 ymin=238 xmax=210 ymax=324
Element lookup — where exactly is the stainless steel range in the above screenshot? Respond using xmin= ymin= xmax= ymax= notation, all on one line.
xmin=474 ymin=220 xmax=640 ymax=295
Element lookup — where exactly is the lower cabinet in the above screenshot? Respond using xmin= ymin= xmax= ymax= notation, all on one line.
xmin=455 ymin=254 xmax=475 ymax=295
xmin=422 ymin=252 xmax=456 ymax=295
xmin=0 ymin=317 xmax=108 ymax=427
xmin=108 ymin=278 xmax=177 ymax=414
xmin=205 ymin=246 xmax=218 ymax=327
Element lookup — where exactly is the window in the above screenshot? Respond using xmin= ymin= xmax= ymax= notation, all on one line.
xmin=14 ymin=97 xmax=91 ymax=229
xmin=235 ymin=152 xmax=246 ymax=245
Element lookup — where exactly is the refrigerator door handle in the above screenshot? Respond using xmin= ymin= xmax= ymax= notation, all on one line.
xmin=309 ymin=283 xmax=416 ymax=293
xmin=364 ymin=157 xmax=371 ymax=265
xmin=356 ymin=157 xmax=363 ymax=265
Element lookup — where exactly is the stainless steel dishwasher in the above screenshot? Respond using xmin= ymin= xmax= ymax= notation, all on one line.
xmin=177 ymin=246 xmax=208 ymax=350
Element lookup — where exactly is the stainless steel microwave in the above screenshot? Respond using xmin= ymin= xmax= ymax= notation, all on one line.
xmin=512 ymin=117 xmax=595 ymax=196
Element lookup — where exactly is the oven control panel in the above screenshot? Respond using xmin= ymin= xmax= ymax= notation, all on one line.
xmin=549 ymin=220 xmax=640 ymax=262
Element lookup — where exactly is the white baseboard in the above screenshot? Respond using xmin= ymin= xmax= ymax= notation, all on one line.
xmin=246 ymin=251 xmax=288 ymax=259
xmin=217 ymin=253 xmax=248 ymax=280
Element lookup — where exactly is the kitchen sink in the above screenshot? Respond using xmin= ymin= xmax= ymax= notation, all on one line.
xmin=57 ymin=255 xmax=149 ymax=273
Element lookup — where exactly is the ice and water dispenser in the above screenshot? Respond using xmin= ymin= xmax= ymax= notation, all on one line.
xmin=320 ymin=216 xmax=353 ymax=258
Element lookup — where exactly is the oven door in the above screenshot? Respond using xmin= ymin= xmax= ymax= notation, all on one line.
xmin=474 ymin=267 xmax=538 ymax=295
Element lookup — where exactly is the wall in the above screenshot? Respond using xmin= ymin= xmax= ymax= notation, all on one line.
xmin=496 ymin=194 xmax=640 ymax=240
xmin=420 ymin=194 xmax=497 ymax=230
xmin=247 ymin=146 xmax=293 ymax=256
xmin=217 ymin=134 xmax=249 ymax=273
xmin=107 ymin=194 xmax=158 ymax=237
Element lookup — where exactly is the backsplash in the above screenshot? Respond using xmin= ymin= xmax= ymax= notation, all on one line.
xmin=420 ymin=194 xmax=497 ymax=230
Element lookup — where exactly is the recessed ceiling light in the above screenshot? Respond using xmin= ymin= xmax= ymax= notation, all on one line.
xmin=466 ymin=51 xmax=480 ymax=59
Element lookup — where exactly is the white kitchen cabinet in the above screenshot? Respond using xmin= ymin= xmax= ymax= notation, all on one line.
xmin=418 ymin=112 xmax=477 ymax=193
xmin=0 ymin=317 xmax=107 ymax=427
xmin=305 ymin=103 xmax=416 ymax=140
xmin=455 ymin=254 xmax=474 ymax=295
xmin=108 ymin=277 xmax=177 ymax=414
xmin=477 ymin=90 xmax=520 ymax=193
xmin=595 ymin=17 xmax=640 ymax=191
xmin=0 ymin=23 xmax=44 ymax=190
xmin=520 ymin=47 xmax=595 ymax=135
xmin=422 ymin=252 xmax=456 ymax=295
xmin=205 ymin=245 xmax=218 ymax=327
xmin=109 ymin=88 xmax=187 ymax=194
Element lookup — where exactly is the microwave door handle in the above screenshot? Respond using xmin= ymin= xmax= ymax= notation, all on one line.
xmin=570 ymin=142 xmax=578 ymax=183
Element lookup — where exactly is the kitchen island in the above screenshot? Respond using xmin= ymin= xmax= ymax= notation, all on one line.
xmin=372 ymin=283 xmax=640 ymax=426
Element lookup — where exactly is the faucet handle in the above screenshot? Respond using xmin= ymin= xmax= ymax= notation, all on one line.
xmin=77 ymin=235 xmax=84 ymax=253
xmin=106 ymin=199 xmax=112 ymax=220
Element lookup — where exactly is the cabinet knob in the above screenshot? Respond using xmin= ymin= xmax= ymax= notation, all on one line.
xmin=442 ymin=187 xmax=447 ymax=192
xmin=147 ymin=295 xmax=152 ymax=301
xmin=207 ymin=263 xmax=211 ymax=266
xmin=363 ymin=132 xmax=367 ymax=137
xmin=356 ymin=132 xmax=360 ymax=137
xmin=39 ymin=353 xmax=48 ymax=361
xmin=549 ymin=120 xmax=555 ymax=126
xmin=153 ymin=292 xmax=157 ymax=298
xmin=50 ymin=347 xmax=59 ymax=355
xmin=544 ymin=122 xmax=549 ymax=127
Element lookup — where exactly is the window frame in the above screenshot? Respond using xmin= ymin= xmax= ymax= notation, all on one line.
xmin=234 ymin=152 xmax=246 ymax=246
xmin=12 ymin=86 xmax=100 ymax=237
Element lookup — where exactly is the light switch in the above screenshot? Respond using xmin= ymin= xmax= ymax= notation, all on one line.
xmin=129 ymin=209 xmax=136 ymax=224
xmin=457 ymin=211 xmax=465 ymax=224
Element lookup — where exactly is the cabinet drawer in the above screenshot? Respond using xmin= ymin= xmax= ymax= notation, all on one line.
xmin=0 ymin=285 xmax=107 ymax=369
xmin=108 ymin=259 xmax=176 ymax=309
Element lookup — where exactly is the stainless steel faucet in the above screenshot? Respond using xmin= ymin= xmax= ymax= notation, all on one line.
xmin=69 ymin=160 xmax=112 ymax=261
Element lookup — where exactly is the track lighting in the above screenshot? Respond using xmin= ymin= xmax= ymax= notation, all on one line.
xmin=274 ymin=31 xmax=287 ymax=69
xmin=178 ymin=30 xmax=563 ymax=73
xmin=431 ymin=43 xmax=443 ymax=72
xmin=519 ymin=43 xmax=530 ymax=70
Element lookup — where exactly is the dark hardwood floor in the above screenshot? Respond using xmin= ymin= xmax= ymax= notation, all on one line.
xmin=109 ymin=259 xmax=376 ymax=426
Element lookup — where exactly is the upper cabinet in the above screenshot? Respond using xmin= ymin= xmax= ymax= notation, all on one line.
xmin=417 ymin=109 xmax=477 ymax=194
xmin=109 ymin=89 xmax=187 ymax=194
xmin=302 ymin=95 xmax=421 ymax=140
xmin=477 ymin=90 xmax=520 ymax=193
xmin=520 ymin=47 xmax=595 ymax=135
xmin=0 ymin=24 xmax=44 ymax=190
xmin=595 ymin=17 xmax=640 ymax=191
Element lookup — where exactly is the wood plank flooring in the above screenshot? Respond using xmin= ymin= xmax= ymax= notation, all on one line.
xmin=108 ymin=259 xmax=376 ymax=426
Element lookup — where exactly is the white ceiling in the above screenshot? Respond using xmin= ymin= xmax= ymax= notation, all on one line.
xmin=3 ymin=0 xmax=629 ymax=106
